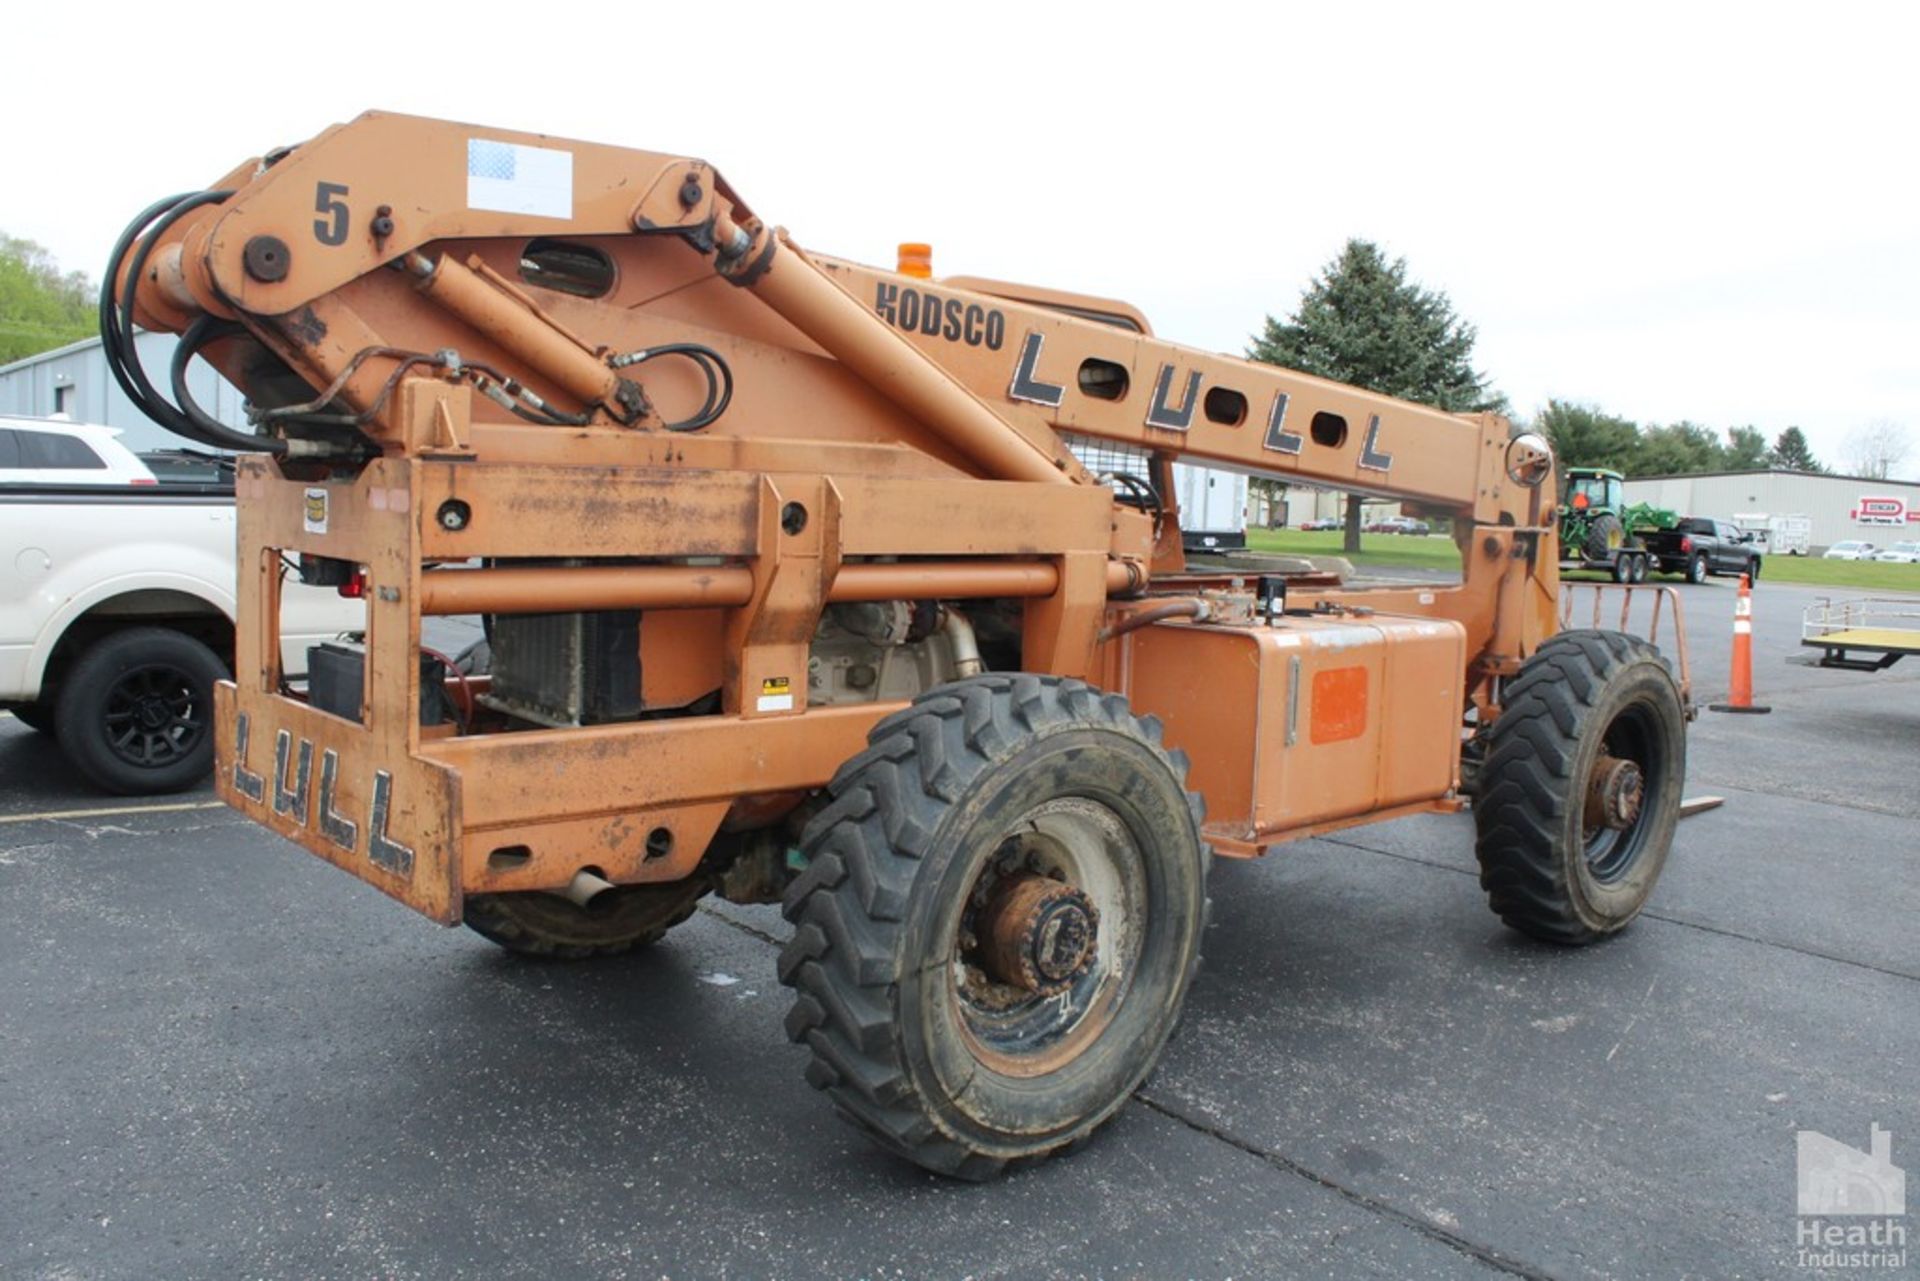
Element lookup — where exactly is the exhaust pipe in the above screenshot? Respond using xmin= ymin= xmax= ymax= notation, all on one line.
xmin=552 ymin=868 xmax=617 ymax=908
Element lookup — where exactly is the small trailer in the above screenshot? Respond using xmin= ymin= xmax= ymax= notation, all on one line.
xmin=1800 ymin=597 xmax=1920 ymax=671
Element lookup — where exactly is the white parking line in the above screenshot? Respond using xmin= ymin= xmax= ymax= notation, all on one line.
xmin=0 ymin=801 xmax=228 ymax=826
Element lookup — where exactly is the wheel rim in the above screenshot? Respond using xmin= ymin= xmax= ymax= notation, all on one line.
xmin=949 ymin=797 xmax=1145 ymax=1078
xmin=1579 ymin=701 xmax=1666 ymax=883
xmin=102 ymin=663 xmax=206 ymax=767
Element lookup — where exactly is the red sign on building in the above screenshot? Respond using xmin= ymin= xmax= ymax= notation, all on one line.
xmin=1851 ymin=496 xmax=1917 ymax=526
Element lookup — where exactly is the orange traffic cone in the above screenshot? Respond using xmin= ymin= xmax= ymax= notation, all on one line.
xmin=1709 ymin=574 xmax=1771 ymax=714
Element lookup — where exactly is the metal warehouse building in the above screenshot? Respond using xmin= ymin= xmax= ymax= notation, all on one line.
xmin=0 ymin=333 xmax=248 ymax=452
xmin=1624 ymin=468 xmax=1920 ymax=552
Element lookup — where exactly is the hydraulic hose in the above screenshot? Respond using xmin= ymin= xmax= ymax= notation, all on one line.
xmin=101 ymin=192 xmax=289 ymax=455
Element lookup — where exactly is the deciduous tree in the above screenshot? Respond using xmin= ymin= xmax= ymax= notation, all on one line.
xmin=1844 ymin=420 xmax=1910 ymax=480
xmin=0 ymin=234 xmax=95 ymax=364
xmin=1534 ymin=401 xmax=1639 ymax=473
xmin=1723 ymin=426 xmax=1770 ymax=470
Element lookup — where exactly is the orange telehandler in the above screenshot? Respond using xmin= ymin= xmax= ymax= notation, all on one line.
xmin=106 ymin=112 xmax=1689 ymax=1179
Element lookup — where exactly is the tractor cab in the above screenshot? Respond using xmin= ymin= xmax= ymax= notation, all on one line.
xmin=1562 ymin=467 xmax=1626 ymax=516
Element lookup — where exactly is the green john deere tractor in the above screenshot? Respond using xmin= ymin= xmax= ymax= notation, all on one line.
xmin=1559 ymin=467 xmax=1675 ymax=577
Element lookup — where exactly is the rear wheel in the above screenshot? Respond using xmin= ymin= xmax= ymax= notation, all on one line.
xmin=1472 ymin=630 xmax=1686 ymax=944
xmin=779 ymin=675 xmax=1209 ymax=1180
xmin=55 ymin=627 xmax=225 ymax=795
xmin=1630 ymin=553 xmax=1649 ymax=583
xmin=463 ymin=877 xmax=710 ymax=960
xmin=1583 ymin=513 xmax=1626 ymax=560
xmin=1686 ymin=553 xmax=1709 ymax=585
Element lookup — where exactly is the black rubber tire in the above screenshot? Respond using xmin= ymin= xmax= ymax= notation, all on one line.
xmin=54 ymin=627 xmax=225 ymax=795
xmin=1473 ymin=630 xmax=1686 ymax=945
xmin=1611 ymin=553 xmax=1633 ymax=583
xmin=779 ymin=674 xmax=1209 ymax=1180
xmin=463 ymin=876 xmax=709 ymax=960
xmin=1746 ymin=557 xmax=1761 ymax=583
xmin=1686 ymin=553 xmax=1709 ymax=585
xmin=1583 ymin=513 xmax=1626 ymax=561
xmin=7 ymin=701 xmax=56 ymax=735
xmin=1630 ymin=553 xmax=1650 ymax=583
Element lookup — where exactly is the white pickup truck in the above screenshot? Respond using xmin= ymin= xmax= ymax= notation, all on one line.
xmin=1 ymin=416 xmax=363 ymax=794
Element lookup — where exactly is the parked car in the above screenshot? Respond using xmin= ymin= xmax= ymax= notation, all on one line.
xmin=1 ymin=458 xmax=364 ymax=794
xmin=1373 ymin=516 xmax=1432 ymax=536
xmin=1873 ymin=541 xmax=1920 ymax=564
xmin=0 ymin=416 xmax=157 ymax=486
xmin=1300 ymin=517 xmax=1341 ymax=531
xmin=1824 ymin=540 xmax=1879 ymax=561
xmin=1641 ymin=516 xmax=1764 ymax=584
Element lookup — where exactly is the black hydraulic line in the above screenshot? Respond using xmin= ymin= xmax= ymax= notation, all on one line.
xmin=610 ymin=343 xmax=733 ymax=432
xmin=102 ymin=191 xmax=290 ymax=455
xmin=98 ymin=192 xmax=197 ymax=427
xmin=169 ymin=316 xmax=287 ymax=452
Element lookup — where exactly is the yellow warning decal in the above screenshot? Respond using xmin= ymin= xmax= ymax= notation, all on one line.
xmin=756 ymin=675 xmax=795 ymax=713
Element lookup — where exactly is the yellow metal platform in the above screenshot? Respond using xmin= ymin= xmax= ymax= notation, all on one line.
xmin=1805 ymin=627 xmax=1920 ymax=653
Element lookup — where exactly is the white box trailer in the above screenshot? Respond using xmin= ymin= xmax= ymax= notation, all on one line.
xmin=1172 ymin=463 xmax=1248 ymax=551
xmin=1732 ymin=512 xmax=1811 ymax=557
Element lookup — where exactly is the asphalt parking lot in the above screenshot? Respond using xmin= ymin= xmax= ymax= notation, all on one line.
xmin=2 ymin=578 xmax=1915 ymax=1280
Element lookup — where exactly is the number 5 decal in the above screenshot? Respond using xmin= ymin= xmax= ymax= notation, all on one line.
xmin=313 ymin=182 xmax=350 ymax=246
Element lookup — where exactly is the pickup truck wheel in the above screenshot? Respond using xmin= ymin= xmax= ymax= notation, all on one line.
xmin=7 ymin=701 xmax=56 ymax=735
xmin=55 ymin=627 xmax=225 ymax=795
xmin=779 ymin=675 xmax=1209 ymax=1180
xmin=462 ymin=877 xmax=709 ymax=959
xmin=1473 ymin=630 xmax=1686 ymax=945
xmin=1686 ymin=553 xmax=1709 ymax=585
xmin=1746 ymin=558 xmax=1761 ymax=583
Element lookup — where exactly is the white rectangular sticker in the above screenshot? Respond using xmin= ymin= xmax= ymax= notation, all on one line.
xmin=756 ymin=694 xmax=795 ymax=713
xmin=466 ymin=138 xmax=573 ymax=220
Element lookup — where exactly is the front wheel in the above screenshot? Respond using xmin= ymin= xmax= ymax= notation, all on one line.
xmin=780 ymin=675 xmax=1209 ymax=1180
xmin=1472 ymin=630 xmax=1686 ymax=944
xmin=1746 ymin=558 xmax=1761 ymax=583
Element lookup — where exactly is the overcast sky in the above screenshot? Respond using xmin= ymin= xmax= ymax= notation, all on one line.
xmin=9 ymin=2 xmax=1915 ymax=474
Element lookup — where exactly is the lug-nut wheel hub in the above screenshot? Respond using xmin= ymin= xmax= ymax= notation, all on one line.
xmin=975 ymin=874 xmax=1100 ymax=995
xmin=1586 ymin=754 xmax=1645 ymax=831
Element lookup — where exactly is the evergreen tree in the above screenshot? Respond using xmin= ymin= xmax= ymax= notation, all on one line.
xmin=1768 ymin=426 xmax=1823 ymax=472
xmin=1249 ymin=240 xmax=1504 ymax=551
